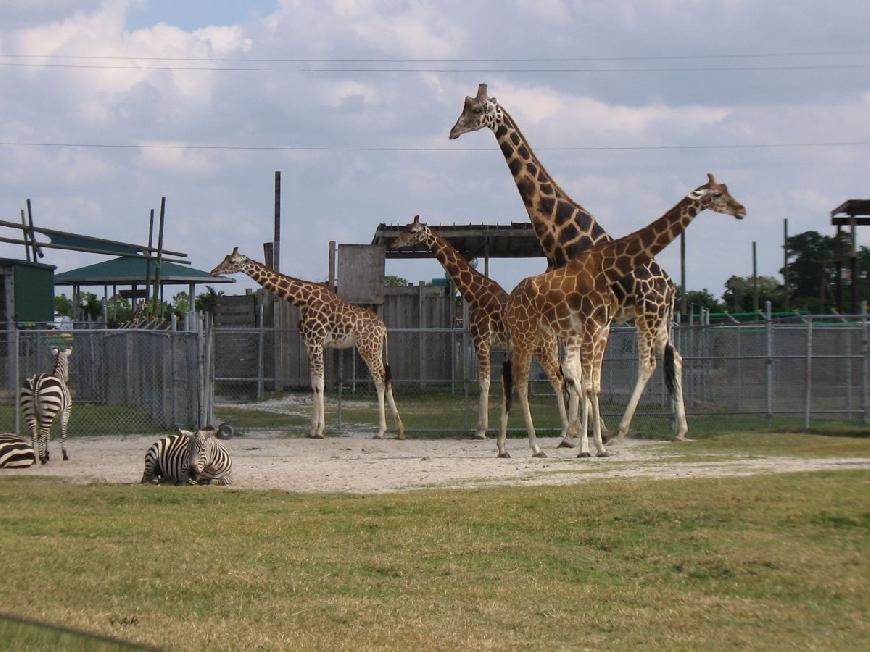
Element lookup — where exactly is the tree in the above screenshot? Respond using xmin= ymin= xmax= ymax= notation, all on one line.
xmin=384 ymin=275 xmax=408 ymax=287
xmin=722 ymin=275 xmax=787 ymax=313
xmin=781 ymin=230 xmax=837 ymax=312
xmin=172 ymin=291 xmax=190 ymax=315
xmin=54 ymin=294 xmax=73 ymax=318
xmin=195 ymin=286 xmax=224 ymax=313
xmin=676 ymin=288 xmax=723 ymax=314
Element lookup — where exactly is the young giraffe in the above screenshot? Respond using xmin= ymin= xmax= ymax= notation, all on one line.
xmin=210 ymin=249 xmax=404 ymax=439
xmin=498 ymin=175 xmax=746 ymax=458
xmin=451 ymin=84 xmax=687 ymax=443
xmin=389 ymin=215 xmax=574 ymax=442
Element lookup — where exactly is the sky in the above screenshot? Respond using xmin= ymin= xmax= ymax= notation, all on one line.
xmin=1 ymin=0 xmax=869 ymax=303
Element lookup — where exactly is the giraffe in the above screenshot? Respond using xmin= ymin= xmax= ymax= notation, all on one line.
xmin=210 ymin=249 xmax=404 ymax=440
xmin=450 ymin=83 xmax=688 ymax=443
xmin=497 ymin=175 xmax=746 ymax=458
xmin=389 ymin=215 xmax=574 ymax=442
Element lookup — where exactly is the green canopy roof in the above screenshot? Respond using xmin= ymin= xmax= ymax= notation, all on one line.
xmin=54 ymin=257 xmax=235 ymax=286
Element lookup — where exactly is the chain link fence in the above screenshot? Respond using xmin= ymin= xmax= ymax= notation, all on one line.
xmin=1 ymin=322 xmax=213 ymax=437
xmin=2 ymin=316 xmax=866 ymax=440
xmin=211 ymin=315 xmax=870 ymax=438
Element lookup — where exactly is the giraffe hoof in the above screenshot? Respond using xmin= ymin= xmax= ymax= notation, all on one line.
xmin=532 ymin=451 xmax=547 ymax=458
xmin=557 ymin=439 xmax=575 ymax=449
xmin=596 ymin=451 xmax=610 ymax=458
xmin=497 ymin=452 xmax=511 ymax=459
xmin=308 ymin=433 xmax=324 ymax=440
xmin=474 ymin=433 xmax=488 ymax=440
xmin=373 ymin=434 xmax=385 ymax=440
xmin=577 ymin=452 xmax=591 ymax=458
xmin=62 ymin=454 xmax=69 ymax=461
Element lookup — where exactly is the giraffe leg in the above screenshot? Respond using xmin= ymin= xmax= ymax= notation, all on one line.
xmin=513 ymin=350 xmax=545 ymax=458
xmin=560 ymin=342 xmax=589 ymax=457
xmin=374 ymin=381 xmax=387 ymax=439
xmin=535 ymin=339 xmax=571 ymax=448
xmin=496 ymin=355 xmax=513 ymax=458
xmin=475 ymin=342 xmax=491 ymax=439
xmin=615 ymin=328 xmax=657 ymax=442
xmin=590 ymin=333 xmax=609 ymax=457
xmin=307 ymin=344 xmax=325 ymax=439
xmin=385 ymin=384 xmax=404 ymax=440
xmin=669 ymin=346 xmax=689 ymax=440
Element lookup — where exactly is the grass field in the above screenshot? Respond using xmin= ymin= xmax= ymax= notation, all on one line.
xmin=0 ymin=432 xmax=868 ymax=650
xmin=0 ymin=403 xmax=163 ymax=436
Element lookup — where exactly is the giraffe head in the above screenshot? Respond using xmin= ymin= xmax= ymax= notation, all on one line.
xmin=688 ymin=173 xmax=747 ymax=219
xmin=449 ymin=83 xmax=501 ymax=139
xmin=210 ymin=247 xmax=248 ymax=275
xmin=389 ymin=215 xmax=431 ymax=250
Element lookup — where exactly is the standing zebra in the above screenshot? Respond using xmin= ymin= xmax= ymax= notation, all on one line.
xmin=20 ymin=347 xmax=73 ymax=464
xmin=141 ymin=427 xmax=233 ymax=486
xmin=0 ymin=434 xmax=36 ymax=468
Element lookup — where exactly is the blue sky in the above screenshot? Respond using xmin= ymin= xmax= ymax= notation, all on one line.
xmin=1 ymin=1 xmax=869 ymax=302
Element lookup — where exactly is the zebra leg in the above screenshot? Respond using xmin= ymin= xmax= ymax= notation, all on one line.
xmin=60 ymin=404 xmax=71 ymax=461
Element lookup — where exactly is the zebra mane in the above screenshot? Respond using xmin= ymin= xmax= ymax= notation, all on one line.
xmin=51 ymin=348 xmax=72 ymax=382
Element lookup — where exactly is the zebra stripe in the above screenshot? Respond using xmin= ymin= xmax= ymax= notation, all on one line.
xmin=20 ymin=348 xmax=73 ymax=465
xmin=0 ymin=434 xmax=36 ymax=468
xmin=141 ymin=429 xmax=233 ymax=486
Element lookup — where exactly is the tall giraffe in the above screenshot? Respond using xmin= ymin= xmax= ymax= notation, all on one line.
xmin=389 ymin=215 xmax=574 ymax=442
xmin=497 ymin=175 xmax=745 ymax=458
xmin=451 ymin=83 xmax=687 ymax=442
xmin=210 ymin=249 xmax=404 ymax=440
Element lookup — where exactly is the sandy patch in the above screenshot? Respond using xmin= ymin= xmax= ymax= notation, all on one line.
xmin=3 ymin=433 xmax=868 ymax=494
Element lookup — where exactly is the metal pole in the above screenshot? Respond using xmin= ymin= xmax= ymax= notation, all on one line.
xmin=273 ymin=171 xmax=281 ymax=273
xmin=804 ymin=317 xmax=813 ymax=429
xmin=766 ymin=306 xmax=773 ymax=429
xmin=836 ymin=224 xmax=844 ymax=312
xmin=337 ymin=346 xmax=343 ymax=433
xmin=19 ymin=210 xmax=30 ymax=262
xmin=145 ymin=209 xmax=154 ymax=304
xmin=850 ymin=214 xmax=858 ymax=314
xmin=736 ymin=323 xmax=742 ymax=411
xmin=752 ymin=240 xmax=759 ymax=313
xmin=11 ymin=324 xmax=20 ymax=435
xmin=862 ymin=301 xmax=869 ymax=424
xmin=783 ymin=218 xmax=790 ymax=312
xmin=257 ymin=305 xmax=264 ymax=401
xmin=153 ymin=198 xmax=166 ymax=315
xmin=462 ymin=298 xmax=470 ymax=433
xmin=680 ymin=232 xmax=687 ymax=317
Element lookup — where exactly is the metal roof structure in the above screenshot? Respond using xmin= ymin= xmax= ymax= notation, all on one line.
xmin=831 ymin=199 xmax=870 ymax=226
xmin=54 ymin=257 xmax=233 ymax=287
xmin=371 ymin=222 xmax=545 ymax=259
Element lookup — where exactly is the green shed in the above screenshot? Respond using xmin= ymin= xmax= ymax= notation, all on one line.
xmin=0 ymin=258 xmax=56 ymax=323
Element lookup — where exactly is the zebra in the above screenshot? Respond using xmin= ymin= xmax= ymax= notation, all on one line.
xmin=141 ymin=427 xmax=233 ymax=486
xmin=0 ymin=434 xmax=36 ymax=468
xmin=20 ymin=347 xmax=73 ymax=464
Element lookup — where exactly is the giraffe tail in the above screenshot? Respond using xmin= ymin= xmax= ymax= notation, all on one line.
xmin=502 ymin=357 xmax=513 ymax=413
xmin=382 ymin=332 xmax=393 ymax=390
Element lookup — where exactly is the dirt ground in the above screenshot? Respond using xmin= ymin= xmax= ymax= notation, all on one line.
xmin=3 ymin=432 xmax=869 ymax=493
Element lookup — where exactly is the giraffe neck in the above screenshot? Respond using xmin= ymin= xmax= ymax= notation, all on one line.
xmin=240 ymin=259 xmax=316 ymax=308
xmin=594 ymin=194 xmax=704 ymax=285
xmin=491 ymin=105 xmax=609 ymax=268
xmin=423 ymin=228 xmax=493 ymax=303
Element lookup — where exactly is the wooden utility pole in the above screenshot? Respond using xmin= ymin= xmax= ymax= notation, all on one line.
xmin=680 ymin=232 xmax=687 ymax=316
xmin=153 ymin=197 xmax=166 ymax=314
xmin=752 ymin=240 xmax=759 ymax=313
xmin=783 ymin=218 xmax=789 ymax=311
xmin=273 ymin=171 xmax=281 ymax=273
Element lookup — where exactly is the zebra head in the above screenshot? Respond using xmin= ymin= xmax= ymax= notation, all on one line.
xmin=51 ymin=347 xmax=73 ymax=382
xmin=186 ymin=427 xmax=217 ymax=482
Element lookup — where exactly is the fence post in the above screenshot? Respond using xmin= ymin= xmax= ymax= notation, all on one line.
xmin=766 ymin=305 xmax=773 ymax=429
xmin=462 ymin=299 xmax=470 ymax=434
xmin=736 ymin=324 xmax=742 ymax=411
xmin=337 ymin=347 xmax=343 ymax=433
xmin=862 ymin=302 xmax=869 ymax=424
xmin=256 ymin=306 xmax=264 ymax=401
xmin=804 ymin=317 xmax=813 ymax=429
xmin=11 ymin=323 xmax=20 ymax=435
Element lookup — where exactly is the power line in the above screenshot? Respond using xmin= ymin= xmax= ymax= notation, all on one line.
xmin=3 ymin=61 xmax=870 ymax=73
xmin=2 ymin=48 xmax=870 ymax=63
xmin=1 ymin=141 xmax=869 ymax=152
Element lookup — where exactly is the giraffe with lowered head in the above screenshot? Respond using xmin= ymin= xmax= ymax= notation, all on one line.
xmin=498 ymin=175 xmax=746 ymax=458
xmin=389 ymin=215 xmax=574 ymax=442
xmin=211 ymin=249 xmax=404 ymax=439
xmin=451 ymin=83 xmax=689 ymax=442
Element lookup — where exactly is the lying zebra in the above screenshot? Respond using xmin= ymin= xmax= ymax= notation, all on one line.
xmin=0 ymin=434 xmax=36 ymax=468
xmin=141 ymin=427 xmax=233 ymax=486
